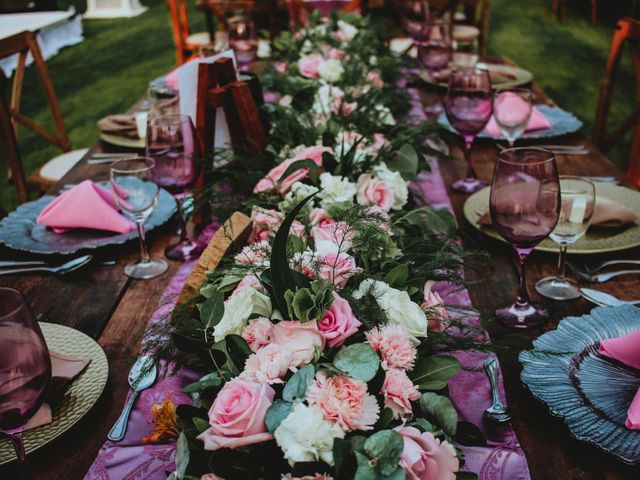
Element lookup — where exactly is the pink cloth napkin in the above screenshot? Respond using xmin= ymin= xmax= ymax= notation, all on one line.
xmin=484 ymin=97 xmax=551 ymax=136
xmin=599 ymin=331 xmax=640 ymax=429
xmin=37 ymin=180 xmax=135 ymax=234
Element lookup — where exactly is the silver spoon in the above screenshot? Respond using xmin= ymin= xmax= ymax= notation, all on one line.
xmin=579 ymin=288 xmax=640 ymax=307
xmin=108 ymin=356 xmax=157 ymax=442
xmin=483 ymin=358 xmax=512 ymax=423
xmin=0 ymin=255 xmax=93 ymax=276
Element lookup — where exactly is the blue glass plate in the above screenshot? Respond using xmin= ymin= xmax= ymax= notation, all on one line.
xmin=0 ymin=185 xmax=176 ymax=255
xmin=520 ymin=305 xmax=640 ymax=464
xmin=438 ymin=105 xmax=584 ymax=140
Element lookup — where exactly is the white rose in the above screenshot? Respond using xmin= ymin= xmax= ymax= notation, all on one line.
xmin=318 ymin=172 xmax=356 ymax=208
xmin=354 ymin=279 xmax=427 ymax=338
xmin=274 ymin=403 xmax=345 ymax=466
xmin=373 ymin=163 xmax=409 ymax=210
xmin=213 ymin=287 xmax=272 ymax=341
xmin=257 ymin=39 xmax=271 ymax=58
xmin=317 ymin=59 xmax=344 ymax=83
xmin=337 ymin=20 xmax=358 ymax=41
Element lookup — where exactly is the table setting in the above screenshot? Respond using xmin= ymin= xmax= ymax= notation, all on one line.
xmin=1 ymin=4 xmax=640 ymax=480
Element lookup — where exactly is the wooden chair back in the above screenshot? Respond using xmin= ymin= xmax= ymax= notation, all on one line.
xmin=593 ymin=17 xmax=640 ymax=185
xmin=166 ymin=0 xmax=198 ymax=65
xmin=0 ymin=30 xmax=70 ymax=153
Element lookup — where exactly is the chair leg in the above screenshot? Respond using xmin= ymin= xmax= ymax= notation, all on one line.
xmin=591 ymin=0 xmax=597 ymax=24
xmin=627 ymin=117 xmax=640 ymax=186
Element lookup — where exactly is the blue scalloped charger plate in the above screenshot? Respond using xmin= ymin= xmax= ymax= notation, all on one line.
xmin=438 ymin=105 xmax=583 ymax=140
xmin=0 ymin=184 xmax=176 ymax=255
xmin=520 ymin=305 xmax=640 ymax=464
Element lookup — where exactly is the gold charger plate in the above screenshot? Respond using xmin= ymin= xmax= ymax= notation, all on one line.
xmin=0 ymin=322 xmax=109 ymax=465
xmin=420 ymin=63 xmax=534 ymax=89
xmin=100 ymin=132 xmax=145 ymax=149
xmin=463 ymin=184 xmax=640 ymax=254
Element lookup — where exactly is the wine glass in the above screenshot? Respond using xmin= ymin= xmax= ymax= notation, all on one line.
xmin=228 ymin=16 xmax=257 ymax=69
xmin=402 ymin=0 xmax=431 ymax=40
xmin=452 ymin=36 xmax=479 ymax=68
xmin=445 ymin=67 xmax=494 ymax=193
xmin=110 ymin=157 xmax=168 ymax=280
xmin=146 ymin=114 xmax=204 ymax=261
xmin=536 ymin=176 xmax=596 ymax=300
xmin=0 ymin=287 xmax=52 ymax=474
xmin=490 ymin=147 xmax=560 ymax=328
xmin=417 ymin=20 xmax=452 ymax=118
xmin=493 ymin=88 xmax=533 ymax=147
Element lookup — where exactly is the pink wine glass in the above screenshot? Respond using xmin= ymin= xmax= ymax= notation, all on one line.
xmin=445 ymin=67 xmax=493 ymax=193
xmin=490 ymin=147 xmax=560 ymax=329
xmin=402 ymin=0 xmax=431 ymax=41
xmin=146 ymin=114 xmax=204 ymax=261
xmin=0 ymin=288 xmax=52 ymax=475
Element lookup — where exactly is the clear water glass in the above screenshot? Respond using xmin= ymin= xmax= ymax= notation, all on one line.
xmin=536 ymin=176 xmax=596 ymax=300
xmin=110 ymin=157 xmax=168 ymax=280
xmin=228 ymin=16 xmax=257 ymax=69
xmin=493 ymin=88 xmax=533 ymax=146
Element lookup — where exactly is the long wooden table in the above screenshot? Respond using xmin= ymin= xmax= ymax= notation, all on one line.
xmin=1 ymin=60 xmax=640 ymax=479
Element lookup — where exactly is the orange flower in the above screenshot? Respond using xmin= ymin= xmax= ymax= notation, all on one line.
xmin=142 ymin=395 xmax=179 ymax=444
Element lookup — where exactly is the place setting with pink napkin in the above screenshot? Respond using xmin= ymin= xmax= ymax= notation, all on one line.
xmin=483 ymin=95 xmax=551 ymax=137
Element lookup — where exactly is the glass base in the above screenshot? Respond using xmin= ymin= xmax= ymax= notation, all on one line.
xmin=165 ymin=239 xmax=205 ymax=261
xmin=495 ymin=301 xmax=549 ymax=329
xmin=452 ymin=177 xmax=488 ymax=194
xmin=124 ymin=258 xmax=168 ymax=280
xmin=535 ymin=276 xmax=580 ymax=300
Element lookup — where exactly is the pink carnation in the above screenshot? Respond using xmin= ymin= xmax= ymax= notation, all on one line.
xmin=307 ymin=371 xmax=379 ymax=431
xmin=270 ymin=320 xmax=325 ymax=367
xmin=317 ymin=292 xmax=361 ymax=347
xmin=317 ymin=251 xmax=357 ymax=288
xmin=397 ymin=427 xmax=459 ymax=480
xmin=291 ymin=220 xmax=306 ymax=239
xmin=250 ymin=207 xmax=284 ymax=242
xmin=234 ymin=241 xmax=270 ymax=266
xmin=242 ymin=317 xmax=273 ymax=352
xmin=383 ymin=368 xmax=420 ymax=419
xmin=366 ymin=325 xmax=417 ymax=370
xmin=421 ymin=281 xmax=448 ymax=333
xmin=243 ymin=344 xmax=292 ymax=384
xmin=298 ymin=54 xmax=324 ymax=78
xmin=356 ymin=173 xmax=393 ymax=212
xmin=230 ymin=274 xmax=267 ymax=298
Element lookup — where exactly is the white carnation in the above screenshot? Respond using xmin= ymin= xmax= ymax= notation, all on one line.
xmin=373 ymin=163 xmax=409 ymax=210
xmin=354 ymin=279 xmax=427 ymax=338
xmin=274 ymin=403 xmax=345 ymax=466
xmin=213 ymin=287 xmax=272 ymax=341
xmin=337 ymin=20 xmax=358 ymax=41
xmin=317 ymin=59 xmax=344 ymax=83
xmin=317 ymin=172 xmax=356 ymax=208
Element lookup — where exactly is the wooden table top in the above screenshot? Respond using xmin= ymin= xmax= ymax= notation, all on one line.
xmin=1 ymin=60 xmax=640 ymax=479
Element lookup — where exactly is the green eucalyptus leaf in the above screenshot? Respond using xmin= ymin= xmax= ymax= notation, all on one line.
xmin=411 ymin=355 xmax=461 ymax=391
xmin=420 ymin=392 xmax=458 ymax=437
xmin=265 ymin=399 xmax=294 ymax=433
xmin=283 ymin=364 xmax=315 ymax=401
xmin=334 ymin=343 xmax=380 ymax=382
xmin=402 ymin=207 xmax=458 ymax=238
xmin=354 ymin=451 xmax=377 ymax=480
xmin=199 ymin=293 xmax=225 ymax=329
xmin=375 ymin=407 xmax=394 ymax=430
xmin=182 ymin=372 xmax=222 ymax=394
xmin=381 ymin=468 xmax=406 ymax=480
xmin=411 ymin=417 xmax=435 ymax=432
xmin=363 ymin=430 xmax=404 ymax=476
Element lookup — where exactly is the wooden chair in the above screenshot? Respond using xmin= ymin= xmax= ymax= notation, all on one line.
xmin=288 ymin=0 xmax=360 ymax=30
xmin=166 ymin=0 xmax=214 ymax=65
xmin=551 ymin=0 xmax=597 ymax=25
xmin=593 ymin=17 xmax=640 ymax=186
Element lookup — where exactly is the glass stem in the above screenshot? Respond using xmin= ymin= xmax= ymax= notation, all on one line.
xmin=2 ymin=431 xmax=30 ymax=478
xmin=516 ymin=252 xmax=531 ymax=308
xmin=136 ymin=221 xmax=151 ymax=264
xmin=463 ymin=135 xmax=477 ymax=181
xmin=557 ymin=243 xmax=568 ymax=281
xmin=176 ymin=198 xmax=189 ymax=242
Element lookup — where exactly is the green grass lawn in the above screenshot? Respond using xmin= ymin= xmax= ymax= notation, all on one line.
xmin=0 ymin=0 xmax=635 ymax=210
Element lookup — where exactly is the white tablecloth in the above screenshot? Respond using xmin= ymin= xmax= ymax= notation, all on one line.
xmin=0 ymin=9 xmax=84 ymax=76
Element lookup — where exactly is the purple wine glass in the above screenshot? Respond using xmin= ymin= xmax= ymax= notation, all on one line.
xmin=417 ymin=20 xmax=452 ymax=80
xmin=490 ymin=147 xmax=560 ymax=329
xmin=146 ymin=114 xmax=204 ymax=261
xmin=402 ymin=0 xmax=431 ymax=40
xmin=445 ymin=67 xmax=493 ymax=193
xmin=0 ymin=287 xmax=52 ymax=472
xmin=228 ymin=16 xmax=257 ymax=70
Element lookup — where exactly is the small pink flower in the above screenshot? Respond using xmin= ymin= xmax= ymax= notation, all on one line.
xmin=201 ymin=474 xmax=225 ymax=480
xmin=317 ymin=251 xmax=357 ymax=288
xmin=291 ymin=250 xmax=317 ymax=280
xmin=317 ymin=292 xmax=361 ymax=347
xmin=230 ymin=274 xmax=267 ymax=298
xmin=242 ymin=317 xmax=273 ymax=352
xmin=311 ymin=221 xmax=353 ymax=253
xmin=382 ymin=368 xmax=420 ymax=419
xmin=366 ymin=70 xmax=384 ymax=89
xmin=328 ymin=48 xmax=346 ymax=60
xmin=397 ymin=427 xmax=459 ymax=480
xmin=366 ymin=325 xmax=417 ymax=370
xmin=298 ymin=54 xmax=324 ymax=78
xmin=291 ymin=220 xmax=306 ymax=239
xmin=243 ymin=344 xmax=293 ymax=384
xmin=250 ymin=207 xmax=284 ymax=242
xmin=270 ymin=320 xmax=326 ymax=367
xmin=197 ymin=377 xmax=274 ymax=451
xmin=274 ymin=61 xmax=288 ymax=74
xmin=335 ymin=100 xmax=357 ymax=116
xmin=309 ymin=208 xmax=334 ymax=228
xmin=371 ymin=133 xmax=388 ymax=152
xmin=356 ymin=173 xmax=394 ymax=212
xmin=234 ymin=241 xmax=270 ymax=266
xmin=307 ymin=371 xmax=379 ymax=431
xmin=421 ymin=281 xmax=448 ymax=333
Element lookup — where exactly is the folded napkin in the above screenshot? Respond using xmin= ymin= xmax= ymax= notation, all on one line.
xmin=484 ymin=96 xmax=551 ymax=136
xmin=37 ymin=180 xmax=135 ymax=234
xmin=599 ymin=331 xmax=640 ymax=429
xmin=97 ymin=114 xmax=139 ymax=138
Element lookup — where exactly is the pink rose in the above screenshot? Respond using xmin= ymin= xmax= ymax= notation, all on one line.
xmin=197 ymin=377 xmax=275 ymax=451
xmin=421 ymin=281 xmax=448 ymax=333
xmin=298 ymin=54 xmax=324 ymax=78
xmin=234 ymin=241 xmax=270 ymax=266
xmin=250 ymin=207 xmax=284 ymax=242
xmin=311 ymin=221 xmax=353 ymax=253
xmin=397 ymin=427 xmax=459 ymax=480
xmin=366 ymin=70 xmax=384 ymax=89
xmin=309 ymin=208 xmax=334 ymax=228
xmin=382 ymin=368 xmax=420 ymax=419
xmin=243 ymin=344 xmax=293 ymax=384
xmin=317 ymin=292 xmax=361 ymax=347
xmin=317 ymin=252 xmax=357 ymax=288
xmin=230 ymin=274 xmax=267 ymax=298
xmin=356 ymin=173 xmax=393 ymax=212
xmin=292 ymin=145 xmax=333 ymax=164
xmin=242 ymin=317 xmax=273 ymax=352
xmin=270 ymin=320 xmax=325 ymax=367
